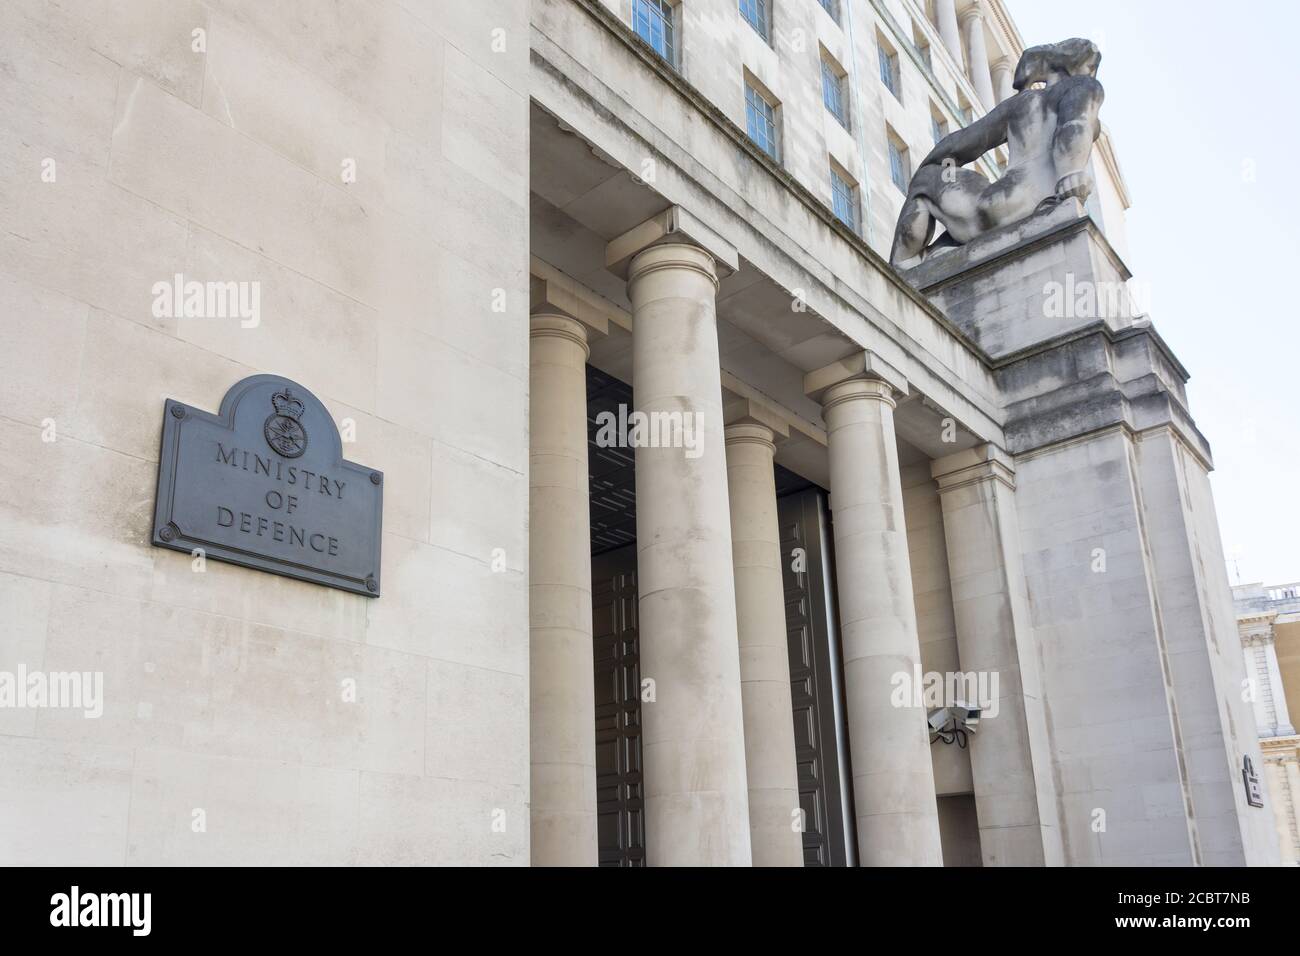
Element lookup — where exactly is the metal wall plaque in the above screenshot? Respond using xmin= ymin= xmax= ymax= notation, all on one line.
xmin=1242 ymin=755 xmax=1264 ymax=808
xmin=151 ymin=374 xmax=383 ymax=596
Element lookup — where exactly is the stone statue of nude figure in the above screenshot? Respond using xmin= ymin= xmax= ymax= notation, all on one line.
xmin=890 ymin=38 xmax=1105 ymax=269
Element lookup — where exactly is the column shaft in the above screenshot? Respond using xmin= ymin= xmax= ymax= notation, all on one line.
xmin=1243 ymin=644 xmax=1273 ymax=735
xmin=1285 ymin=759 xmax=1300 ymax=862
xmin=726 ymin=422 xmax=804 ymax=867
xmin=932 ymin=447 xmax=1063 ymax=865
xmin=628 ymin=243 xmax=753 ymax=866
xmin=528 ymin=313 xmax=598 ymax=866
xmin=935 ymin=0 xmax=963 ymax=64
xmin=991 ymin=58 xmax=1016 ymax=103
xmin=961 ymin=7 xmax=997 ymax=111
xmin=1264 ymin=640 xmax=1297 ymax=735
xmin=1264 ymin=760 xmax=1298 ymax=865
xmin=822 ymin=378 xmax=942 ymax=866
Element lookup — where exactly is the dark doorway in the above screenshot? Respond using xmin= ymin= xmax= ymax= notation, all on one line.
xmin=588 ymin=367 xmax=645 ymax=866
xmin=591 ymin=544 xmax=644 ymax=866
xmin=777 ymin=480 xmax=856 ymax=866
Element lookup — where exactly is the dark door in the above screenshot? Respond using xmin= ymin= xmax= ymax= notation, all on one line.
xmin=779 ymin=487 xmax=856 ymax=866
xmin=591 ymin=544 xmax=645 ymax=866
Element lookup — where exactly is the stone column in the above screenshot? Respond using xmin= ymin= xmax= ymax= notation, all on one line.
xmin=931 ymin=445 xmax=1063 ymax=866
xmin=934 ymin=0 xmax=963 ymax=65
xmin=991 ymin=57 xmax=1016 ymax=103
xmin=1263 ymin=639 xmax=1297 ymax=735
xmin=627 ymin=242 xmax=753 ymax=866
xmin=528 ymin=312 xmax=598 ymax=866
xmin=1285 ymin=758 xmax=1300 ymax=862
xmin=1263 ymin=758 xmax=1298 ymax=865
xmin=805 ymin=357 xmax=943 ymax=866
xmin=1242 ymin=640 xmax=1273 ymax=736
xmin=960 ymin=6 xmax=997 ymax=111
xmin=725 ymin=407 xmax=804 ymax=867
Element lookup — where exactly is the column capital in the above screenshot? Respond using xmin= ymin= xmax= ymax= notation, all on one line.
xmin=803 ymin=350 xmax=908 ymax=405
xmin=931 ymin=443 xmax=1016 ymax=492
xmin=958 ymin=3 xmax=985 ymax=26
xmin=724 ymin=421 xmax=777 ymax=454
xmin=626 ymin=242 xmax=719 ymax=291
xmin=605 ymin=206 xmax=739 ymax=280
xmin=529 ymin=312 xmax=591 ymax=359
xmin=822 ymin=378 xmax=895 ymax=413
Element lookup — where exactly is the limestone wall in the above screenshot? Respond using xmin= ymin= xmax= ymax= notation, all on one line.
xmin=1133 ymin=431 xmax=1280 ymax=865
xmin=1014 ymin=429 xmax=1282 ymax=866
xmin=0 ymin=0 xmax=530 ymax=865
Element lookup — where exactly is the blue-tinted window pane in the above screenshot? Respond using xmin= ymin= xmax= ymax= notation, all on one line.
xmin=633 ymin=0 xmax=675 ymax=65
xmin=817 ymin=0 xmax=838 ymax=20
xmin=831 ymin=168 xmax=858 ymax=233
xmin=740 ymin=0 xmax=770 ymax=41
xmin=878 ymin=45 xmax=899 ymax=99
xmin=821 ymin=59 xmax=848 ymax=128
xmin=931 ymin=115 xmax=948 ymax=146
xmin=889 ymin=140 xmax=908 ymax=191
xmin=745 ymin=84 xmax=779 ymax=160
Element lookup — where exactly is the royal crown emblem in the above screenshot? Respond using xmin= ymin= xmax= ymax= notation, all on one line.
xmin=263 ymin=387 xmax=308 ymax=458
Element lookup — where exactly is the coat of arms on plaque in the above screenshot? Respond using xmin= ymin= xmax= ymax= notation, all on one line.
xmin=263 ymin=387 xmax=308 ymax=458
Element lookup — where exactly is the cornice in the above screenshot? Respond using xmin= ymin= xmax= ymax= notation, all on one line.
xmin=554 ymin=0 xmax=997 ymax=371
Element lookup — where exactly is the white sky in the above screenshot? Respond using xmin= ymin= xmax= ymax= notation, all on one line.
xmin=1007 ymin=0 xmax=1300 ymax=586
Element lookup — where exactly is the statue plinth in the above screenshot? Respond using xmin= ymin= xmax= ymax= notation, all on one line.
xmin=903 ymin=201 xmax=1208 ymax=462
xmin=901 ymin=199 xmax=1140 ymax=361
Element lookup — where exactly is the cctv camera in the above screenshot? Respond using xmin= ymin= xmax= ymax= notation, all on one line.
xmin=927 ymin=707 xmax=952 ymax=732
xmin=953 ymin=702 xmax=982 ymax=732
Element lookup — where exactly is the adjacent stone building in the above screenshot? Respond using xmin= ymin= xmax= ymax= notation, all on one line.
xmin=1235 ymin=582 xmax=1300 ymax=864
xmin=0 ymin=0 xmax=1281 ymax=865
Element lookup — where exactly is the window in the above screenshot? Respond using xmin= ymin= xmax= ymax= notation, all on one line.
xmin=912 ymin=21 xmax=931 ymax=71
xmin=821 ymin=56 xmax=849 ymax=129
xmin=817 ymin=0 xmax=839 ymax=21
xmin=739 ymin=0 xmax=771 ymax=41
xmin=887 ymin=134 xmax=910 ymax=192
xmin=830 ymin=165 xmax=859 ymax=233
xmin=745 ymin=82 xmax=780 ymax=160
xmin=957 ymin=95 xmax=974 ymax=126
xmin=877 ymin=37 xmax=901 ymax=101
xmin=633 ymin=0 xmax=676 ymax=66
xmin=930 ymin=111 xmax=948 ymax=146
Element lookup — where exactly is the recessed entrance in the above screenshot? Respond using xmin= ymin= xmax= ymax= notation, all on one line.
xmin=585 ymin=366 xmax=855 ymax=866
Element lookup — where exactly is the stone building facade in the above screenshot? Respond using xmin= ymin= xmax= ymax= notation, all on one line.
xmin=0 ymin=0 xmax=1281 ymax=866
xmin=1235 ymin=582 xmax=1300 ymax=865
